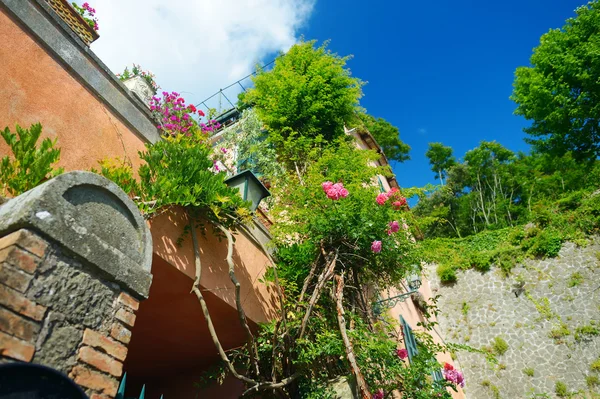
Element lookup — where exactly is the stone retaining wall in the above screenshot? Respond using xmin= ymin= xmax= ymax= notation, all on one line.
xmin=429 ymin=238 xmax=600 ymax=399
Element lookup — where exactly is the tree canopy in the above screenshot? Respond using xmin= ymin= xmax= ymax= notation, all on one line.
xmin=242 ymin=41 xmax=363 ymax=148
xmin=425 ymin=142 xmax=455 ymax=185
xmin=512 ymin=1 xmax=600 ymax=162
xmin=359 ymin=114 xmax=411 ymax=163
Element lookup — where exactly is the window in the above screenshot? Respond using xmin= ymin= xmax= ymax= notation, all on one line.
xmin=400 ymin=316 xmax=418 ymax=362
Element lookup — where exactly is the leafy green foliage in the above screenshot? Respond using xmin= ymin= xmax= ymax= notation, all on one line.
xmin=241 ymin=41 xmax=363 ymax=168
xmin=271 ymin=139 xmax=417 ymax=285
xmin=357 ymin=114 xmax=410 ymax=163
xmin=425 ymin=142 xmax=455 ymax=185
xmin=567 ymin=272 xmax=584 ymax=288
xmin=0 ymin=123 xmax=63 ymax=196
xmin=512 ymin=1 xmax=600 ymax=162
xmin=98 ymin=133 xmax=251 ymax=226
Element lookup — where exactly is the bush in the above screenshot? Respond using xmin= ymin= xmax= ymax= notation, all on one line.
xmin=0 ymin=123 xmax=63 ymax=196
xmin=437 ymin=263 xmax=457 ymax=284
xmin=470 ymin=251 xmax=493 ymax=272
xmin=592 ymin=358 xmax=600 ymax=372
xmin=527 ymin=229 xmax=563 ymax=257
xmin=555 ymin=381 xmax=568 ymax=397
xmin=492 ymin=336 xmax=509 ymax=356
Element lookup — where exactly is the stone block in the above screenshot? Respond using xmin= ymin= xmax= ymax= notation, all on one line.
xmin=0 ymin=172 xmax=153 ymax=298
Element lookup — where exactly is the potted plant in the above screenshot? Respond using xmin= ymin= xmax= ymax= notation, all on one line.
xmin=117 ymin=64 xmax=160 ymax=106
xmin=45 ymin=0 xmax=99 ymax=45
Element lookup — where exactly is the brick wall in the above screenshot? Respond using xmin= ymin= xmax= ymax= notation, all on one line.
xmin=0 ymin=229 xmax=140 ymax=398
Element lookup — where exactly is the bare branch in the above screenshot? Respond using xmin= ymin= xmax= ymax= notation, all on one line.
xmin=298 ymin=252 xmax=321 ymax=306
xmin=188 ymin=213 xmax=256 ymax=386
xmin=216 ymin=223 xmax=261 ymax=378
xmin=298 ymin=250 xmax=338 ymax=340
xmin=241 ymin=373 xmax=301 ymax=397
xmin=332 ymin=274 xmax=371 ymax=399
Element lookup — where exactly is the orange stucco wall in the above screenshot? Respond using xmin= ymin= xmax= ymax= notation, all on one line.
xmin=149 ymin=207 xmax=279 ymax=324
xmin=0 ymin=8 xmax=147 ymax=173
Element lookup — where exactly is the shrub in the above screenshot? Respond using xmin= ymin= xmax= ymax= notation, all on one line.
xmin=527 ymin=229 xmax=563 ymax=257
xmin=437 ymin=263 xmax=457 ymax=284
xmin=470 ymin=251 xmax=493 ymax=272
xmin=492 ymin=336 xmax=509 ymax=356
xmin=523 ymin=367 xmax=535 ymax=377
xmin=555 ymin=381 xmax=568 ymax=397
xmin=0 ymin=123 xmax=63 ymax=196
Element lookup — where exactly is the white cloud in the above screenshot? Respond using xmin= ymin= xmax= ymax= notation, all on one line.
xmin=418 ymin=128 xmax=427 ymax=135
xmin=90 ymin=0 xmax=314 ymax=108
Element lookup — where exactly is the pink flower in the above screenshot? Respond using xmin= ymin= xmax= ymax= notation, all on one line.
xmin=396 ymin=348 xmax=408 ymax=360
xmin=385 ymin=187 xmax=399 ymax=199
xmin=389 ymin=221 xmax=400 ymax=233
xmin=323 ymin=182 xmax=349 ymax=200
xmin=372 ymin=389 xmax=384 ymax=399
xmin=443 ymin=368 xmax=465 ymax=388
xmin=376 ymin=193 xmax=388 ymax=205
xmin=213 ymin=160 xmax=220 ymax=172
xmin=221 ymin=148 xmax=228 ymax=154
xmin=402 ymin=222 xmax=409 ymax=231
xmin=371 ymin=240 xmax=382 ymax=253
xmin=322 ymin=181 xmax=334 ymax=192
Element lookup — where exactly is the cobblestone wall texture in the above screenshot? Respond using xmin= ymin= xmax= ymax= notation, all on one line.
xmin=429 ymin=238 xmax=600 ymax=399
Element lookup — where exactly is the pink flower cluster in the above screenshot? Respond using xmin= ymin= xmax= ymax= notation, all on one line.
xmin=443 ymin=363 xmax=465 ymax=388
xmin=200 ymin=120 xmax=222 ymax=134
xmin=75 ymin=2 xmax=99 ymax=31
xmin=396 ymin=348 xmax=408 ymax=360
xmin=372 ymin=389 xmax=384 ymax=399
xmin=387 ymin=220 xmax=400 ymax=235
xmin=322 ymin=181 xmax=349 ymax=200
xmin=150 ymin=92 xmax=205 ymax=136
xmin=371 ymin=240 xmax=382 ymax=253
xmin=376 ymin=187 xmax=408 ymax=210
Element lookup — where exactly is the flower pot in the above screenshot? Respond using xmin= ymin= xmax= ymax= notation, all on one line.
xmin=122 ymin=75 xmax=156 ymax=107
xmin=45 ymin=0 xmax=99 ymax=45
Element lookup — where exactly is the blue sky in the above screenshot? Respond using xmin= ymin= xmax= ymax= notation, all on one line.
xmin=297 ymin=0 xmax=586 ymax=189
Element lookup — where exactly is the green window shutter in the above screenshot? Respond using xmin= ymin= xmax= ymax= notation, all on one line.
xmin=432 ymin=369 xmax=444 ymax=382
xmin=377 ymin=176 xmax=385 ymax=193
xmin=400 ymin=316 xmax=418 ymax=362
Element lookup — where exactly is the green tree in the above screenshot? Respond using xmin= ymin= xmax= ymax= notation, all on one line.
xmin=241 ymin=40 xmax=363 ymax=169
xmin=358 ymin=114 xmax=411 ymax=163
xmin=512 ymin=1 xmax=600 ymax=162
xmin=425 ymin=142 xmax=456 ymax=185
